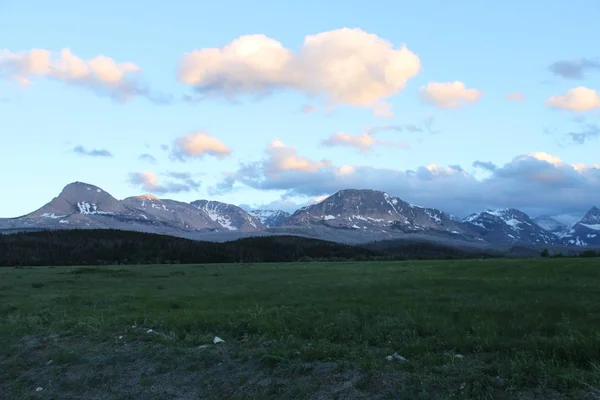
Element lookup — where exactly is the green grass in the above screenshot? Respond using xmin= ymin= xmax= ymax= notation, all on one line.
xmin=1 ymin=259 xmax=600 ymax=399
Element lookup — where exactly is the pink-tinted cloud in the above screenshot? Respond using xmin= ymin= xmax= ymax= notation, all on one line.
xmin=322 ymin=131 xmax=409 ymax=154
xmin=179 ymin=28 xmax=421 ymax=116
xmin=267 ymin=139 xmax=330 ymax=173
xmin=171 ymin=132 xmax=232 ymax=161
xmin=0 ymin=48 xmax=149 ymax=100
xmin=505 ymin=92 xmax=524 ymax=101
xmin=420 ymin=81 xmax=483 ymax=108
xmin=545 ymin=87 xmax=600 ymax=112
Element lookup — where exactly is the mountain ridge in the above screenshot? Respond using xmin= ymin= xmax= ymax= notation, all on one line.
xmin=1 ymin=182 xmax=598 ymax=248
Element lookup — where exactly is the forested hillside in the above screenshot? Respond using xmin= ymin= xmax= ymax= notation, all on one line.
xmin=0 ymin=229 xmax=507 ymax=267
xmin=0 ymin=230 xmax=382 ymax=266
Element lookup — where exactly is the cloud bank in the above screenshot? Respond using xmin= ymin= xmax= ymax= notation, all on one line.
xmin=213 ymin=142 xmax=600 ymax=218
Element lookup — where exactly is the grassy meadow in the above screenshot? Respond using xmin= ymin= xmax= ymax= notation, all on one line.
xmin=1 ymin=259 xmax=600 ymax=399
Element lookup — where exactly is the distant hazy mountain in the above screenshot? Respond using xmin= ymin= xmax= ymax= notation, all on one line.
xmin=532 ymin=216 xmax=567 ymax=235
xmin=0 ymin=182 xmax=598 ymax=249
xmin=249 ymin=210 xmax=290 ymax=228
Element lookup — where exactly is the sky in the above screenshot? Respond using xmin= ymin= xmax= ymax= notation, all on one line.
xmin=1 ymin=0 xmax=599 ymax=220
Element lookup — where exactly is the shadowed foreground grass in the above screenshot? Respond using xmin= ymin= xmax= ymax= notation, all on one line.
xmin=1 ymin=259 xmax=600 ymax=399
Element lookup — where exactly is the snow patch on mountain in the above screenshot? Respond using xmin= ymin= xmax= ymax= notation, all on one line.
xmin=192 ymin=200 xmax=264 ymax=232
xmin=42 ymin=213 xmax=66 ymax=219
xmin=194 ymin=201 xmax=238 ymax=231
xmin=581 ymin=224 xmax=600 ymax=231
xmin=206 ymin=209 xmax=236 ymax=231
xmin=77 ymin=202 xmax=114 ymax=215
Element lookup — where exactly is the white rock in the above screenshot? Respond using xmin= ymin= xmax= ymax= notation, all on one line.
xmin=385 ymin=352 xmax=406 ymax=361
xmin=455 ymin=354 xmax=464 ymax=359
xmin=213 ymin=336 xmax=225 ymax=344
xmin=35 ymin=387 xmax=43 ymax=392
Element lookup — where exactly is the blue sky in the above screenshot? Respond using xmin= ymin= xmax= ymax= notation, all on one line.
xmin=1 ymin=0 xmax=599 ymax=219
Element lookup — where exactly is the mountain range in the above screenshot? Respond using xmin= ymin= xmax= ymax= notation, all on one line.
xmin=1 ymin=182 xmax=599 ymax=249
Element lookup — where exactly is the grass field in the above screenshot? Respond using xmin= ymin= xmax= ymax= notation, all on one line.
xmin=1 ymin=259 xmax=600 ymax=399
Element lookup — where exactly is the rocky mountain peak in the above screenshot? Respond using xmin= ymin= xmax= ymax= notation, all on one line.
xmin=314 ymin=189 xmax=408 ymax=214
xmin=285 ymin=189 xmax=476 ymax=239
xmin=561 ymin=207 xmax=600 ymax=246
xmin=38 ymin=181 xmax=121 ymax=216
xmin=580 ymin=206 xmax=600 ymax=225
xmin=59 ymin=181 xmax=109 ymax=198
xmin=135 ymin=194 xmax=161 ymax=201
xmin=463 ymin=207 xmax=558 ymax=245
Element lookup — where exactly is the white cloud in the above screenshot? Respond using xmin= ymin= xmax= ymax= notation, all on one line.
xmin=322 ymin=131 xmax=409 ymax=154
xmin=179 ymin=28 xmax=421 ymax=116
xmin=171 ymin=132 xmax=232 ymax=161
xmin=527 ymin=152 xmax=563 ymax=166
xmin=545 ymin=87 xmax=600 ymax=112
xmin=420 ymin=81 xmax=483 ymax=108
xmin=505 ymin=92 xmax=524 ymax=101
xmin=0 ymin=48 xmax=145 ymax=100
xmin=216 ymin=143 xmax=600 ymax=218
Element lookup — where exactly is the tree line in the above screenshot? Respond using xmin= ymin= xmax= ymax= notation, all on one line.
xmin=541 ymin=248 xmax=600 ymax=258
xmin=0 ymin=229 xmax=498 ymax=267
